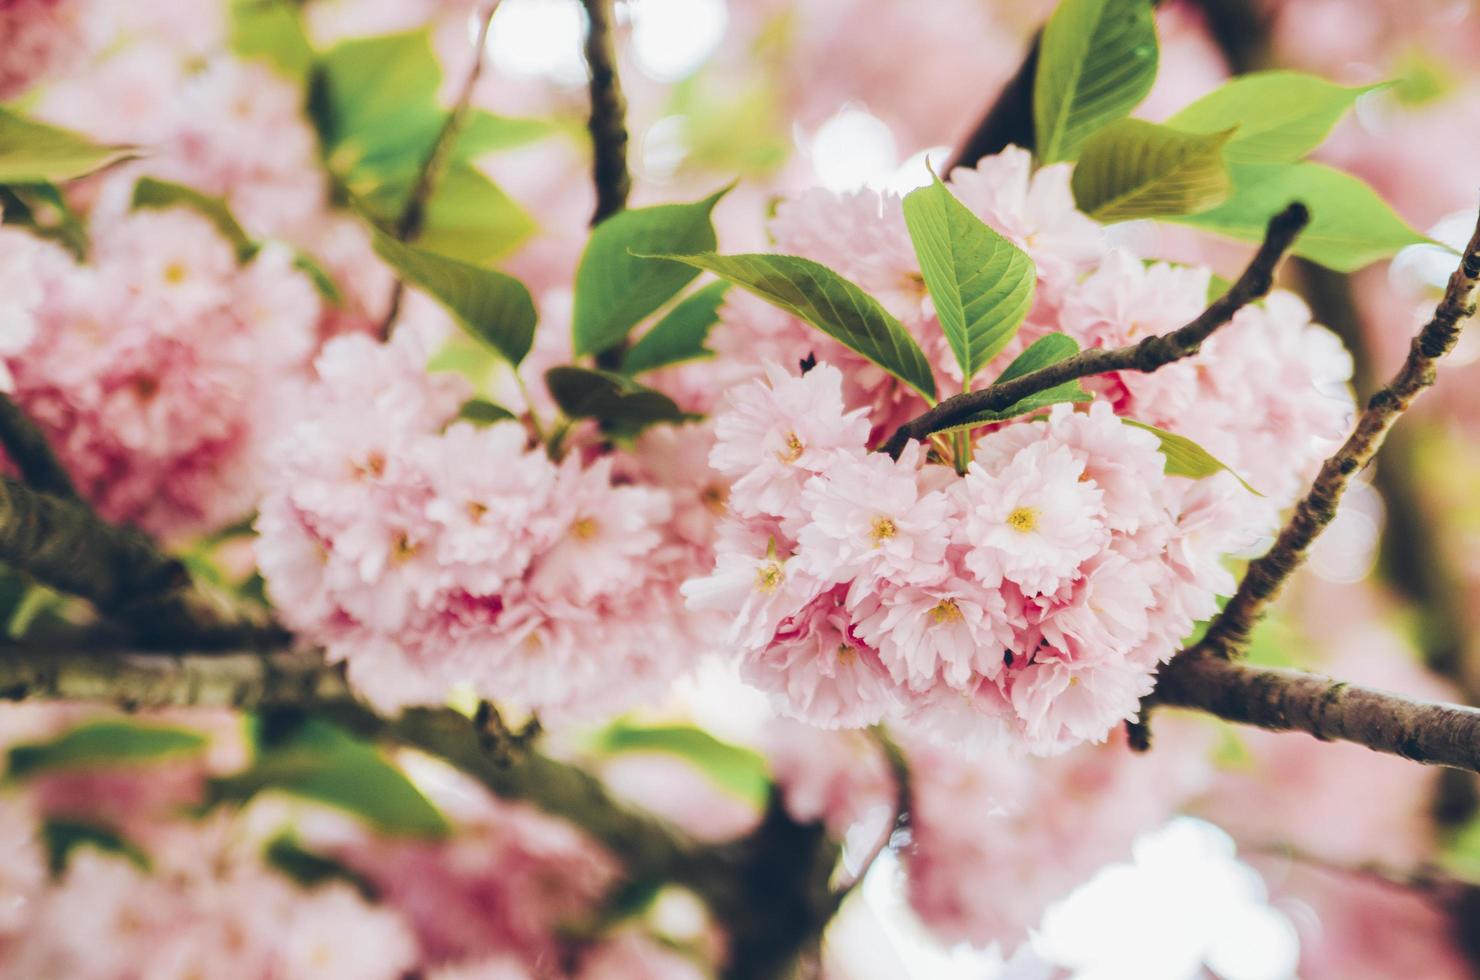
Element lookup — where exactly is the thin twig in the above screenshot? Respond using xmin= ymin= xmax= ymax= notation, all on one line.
xmin=1196 ymin=207 xmax=1480 ymax=658
xmin=378 ymin=2 xmax=501 ymax=339
xmin=579 ymin=0 xmax=630 ymax=225
xmin=0 ymin=393 xmax=78 ymax=499
xmin=1155 ymin=651 xmax=1480 ymax=773
xmin=879 ymin=203 xmax=1310 ymax=458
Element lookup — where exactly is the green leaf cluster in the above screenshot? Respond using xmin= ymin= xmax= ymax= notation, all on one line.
xmin=309 ymin=31 xmax=549 ymax=264
xmin=1031 ymin=0 xmax=1423 ymax=270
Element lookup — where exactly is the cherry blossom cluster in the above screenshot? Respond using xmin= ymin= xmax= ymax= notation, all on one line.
xmin=0 ymin=707 xmax=705 ymax=979
xmin=0 ymin=189 xmax=325 ymax=539
xmin=256 ymin=334 xmax=723 ymax=720
xmin=690 ymin=148 xmax=1353 ymax=754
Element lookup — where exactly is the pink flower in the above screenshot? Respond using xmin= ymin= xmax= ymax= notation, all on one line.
xmin=681 ymin=522 xmax=822 ymax=651
xmin=741 ymin=586 xmax=898 ymax=728
xmin=710 ymin=361 xmax=871 ymax=520
xmin=853 ymin=574 xmax=1021 ymax=691
xmin=420 ymin=421 xmax=560 ymax=594
xmin=961 ymin=436 xmax=1109 ymax=597
xmin=796 ymin=442 xmax=953 ymax=589
xmin=529 ymin=457 xmax=672 ymax=604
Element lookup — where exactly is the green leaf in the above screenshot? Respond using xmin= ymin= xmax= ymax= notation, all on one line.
xmin=1123 ymin=419 xmax=1260 ymax=494
xmin=456 ymin=110 xmax=558 ymax=157
xmin=1071 ymin=118 xmax=1234 ymax=222
xmin=8 ymin=720 xmax=207 ymax=780
xmin=230 ymin=0 xmax=314 ymax=79
xmin=1167 ymin=71 xmax=1379 ymax=164
xmin=572 ymin=186 xmax=729 ymax=357
xmin=902 ymin=174 xmax=1036 ymax=384
xmin=369 ymin=224 xmax=537 ymax=365
xmin=593 ymin=721 xmax=770 ymax=808
xmin=265 ymin=833 xmax=377 ymax=897
xmin=42 ymin=820 xmax=150 ymax=876
xmin=1033 ymin=0 xmax=1159 ymax=163
xmin=455 ymin=398 xmax=517 ymax=426
xmin=621 ymin=281 xmax=730 ymax=375
xmin=132 ymin=177 xmax=255 ymax=260
xmin=545 ymin=367 xmax=692 ymax=439
xmin=362 ymin=162 xmax=535 ymax=265
xmin=207 ymin=719 xmax=448 ymax=838
xmin=1169 ymin=162 xmax=1428 ymax=272
xmin=929 ymin=333 xmax=1091 ymax=433
xmin=292 ymin=252 xmax=344 ymax=306
xmin=645 ymin=252 xmax=938 ymax=402
xmin=0 ymin=183 xmax=88 ymax=258
xmin=0 ymin=107 xmax=137 ymax=184
xmin=308 ymin=31 xmax=445 ymax=179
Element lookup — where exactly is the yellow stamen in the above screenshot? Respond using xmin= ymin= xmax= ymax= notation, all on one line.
xmin=868 ymin=516 xmax=898 ymax=547
xmin=777 ymin=432 xmax=805 ymax=464
xmin=570 ymin=516 xmax=600 ymax=541
xmin=700 ymin=483 xmax=729 ymax=515
xmin=352 ymin=451 xmax=387 ymax=480
xmin=928 ymin=599 xmax=962 ymax=625
xmin=755 ymin=560 xmax=784 ymax=594
xmin=163 ymin=261 xmax=188 ymax=285
xmin=836 ymin=643 xmax=857 ymax=664
xmin=1006 ymin=506 xmax=1039 ymax=533
xmin=390 ymin=532 xmax=418 ymax=564
xmin=466 ymin=500 xmax=489 ymax=522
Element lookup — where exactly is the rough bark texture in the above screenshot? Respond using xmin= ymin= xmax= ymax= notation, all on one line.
xmin=0 ymin=478 xmax=281 ymax=648
xmin=580 ymin=0 xmax=630 ymax=225
xmin=1198 ymin=210 xmax=1480 ymax=657
xmin=0 ymin=394 xmax=78 ymax=500
xmin=881 ymin=203 xmax=1309 ymax=458
xmin=1157 ymin=652 xmax=1480 ymax=772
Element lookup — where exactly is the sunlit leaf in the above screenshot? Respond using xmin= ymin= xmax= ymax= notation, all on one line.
xmin=644 ymin=252 xmax=938 ymax=402
xmin=1167 ymin=71 xmax=1380 ymax=163
xmin=572 ymin=186 xmax=729 ymax=357
xmin=1169 ymin=162 xmax=1428 ymax=272
xmin=1071 ymin=119 xmax=1234 ymax=222
xmin=622 ymin=281 xmax=729 ymax=375
xmin=1033 ymin=0 xmax=1158 ymax=163
xmin=0 ymin=107 xmax=137 ymax=184
xmin=903 ymin=174 xmax=1036 ymax=384
xmin=370 ymin=225 xmax=537 ymax=365
xmin=1123 ymin=419 xmax=1260 ymax=493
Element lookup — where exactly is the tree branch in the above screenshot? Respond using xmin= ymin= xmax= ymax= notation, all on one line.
xmin=1196 ymin=207 xmax=1480 ymax=658
xmin=879 ymin=203 xmax=1310 ymax=458
xmin=0 ymin=643 xmax=837 ymax=979
xmin=579 ymin=0 xmax=630 ymax=225
xmin=0 ymin=393 xmax=78 ymax=500
xmin=1156 ymin=651 xmax=1480 ymax=773
xmin=379 ymin=1 xmax=502 ymax=339
xmin=0 ymin=478 xmax=281 ymax=648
